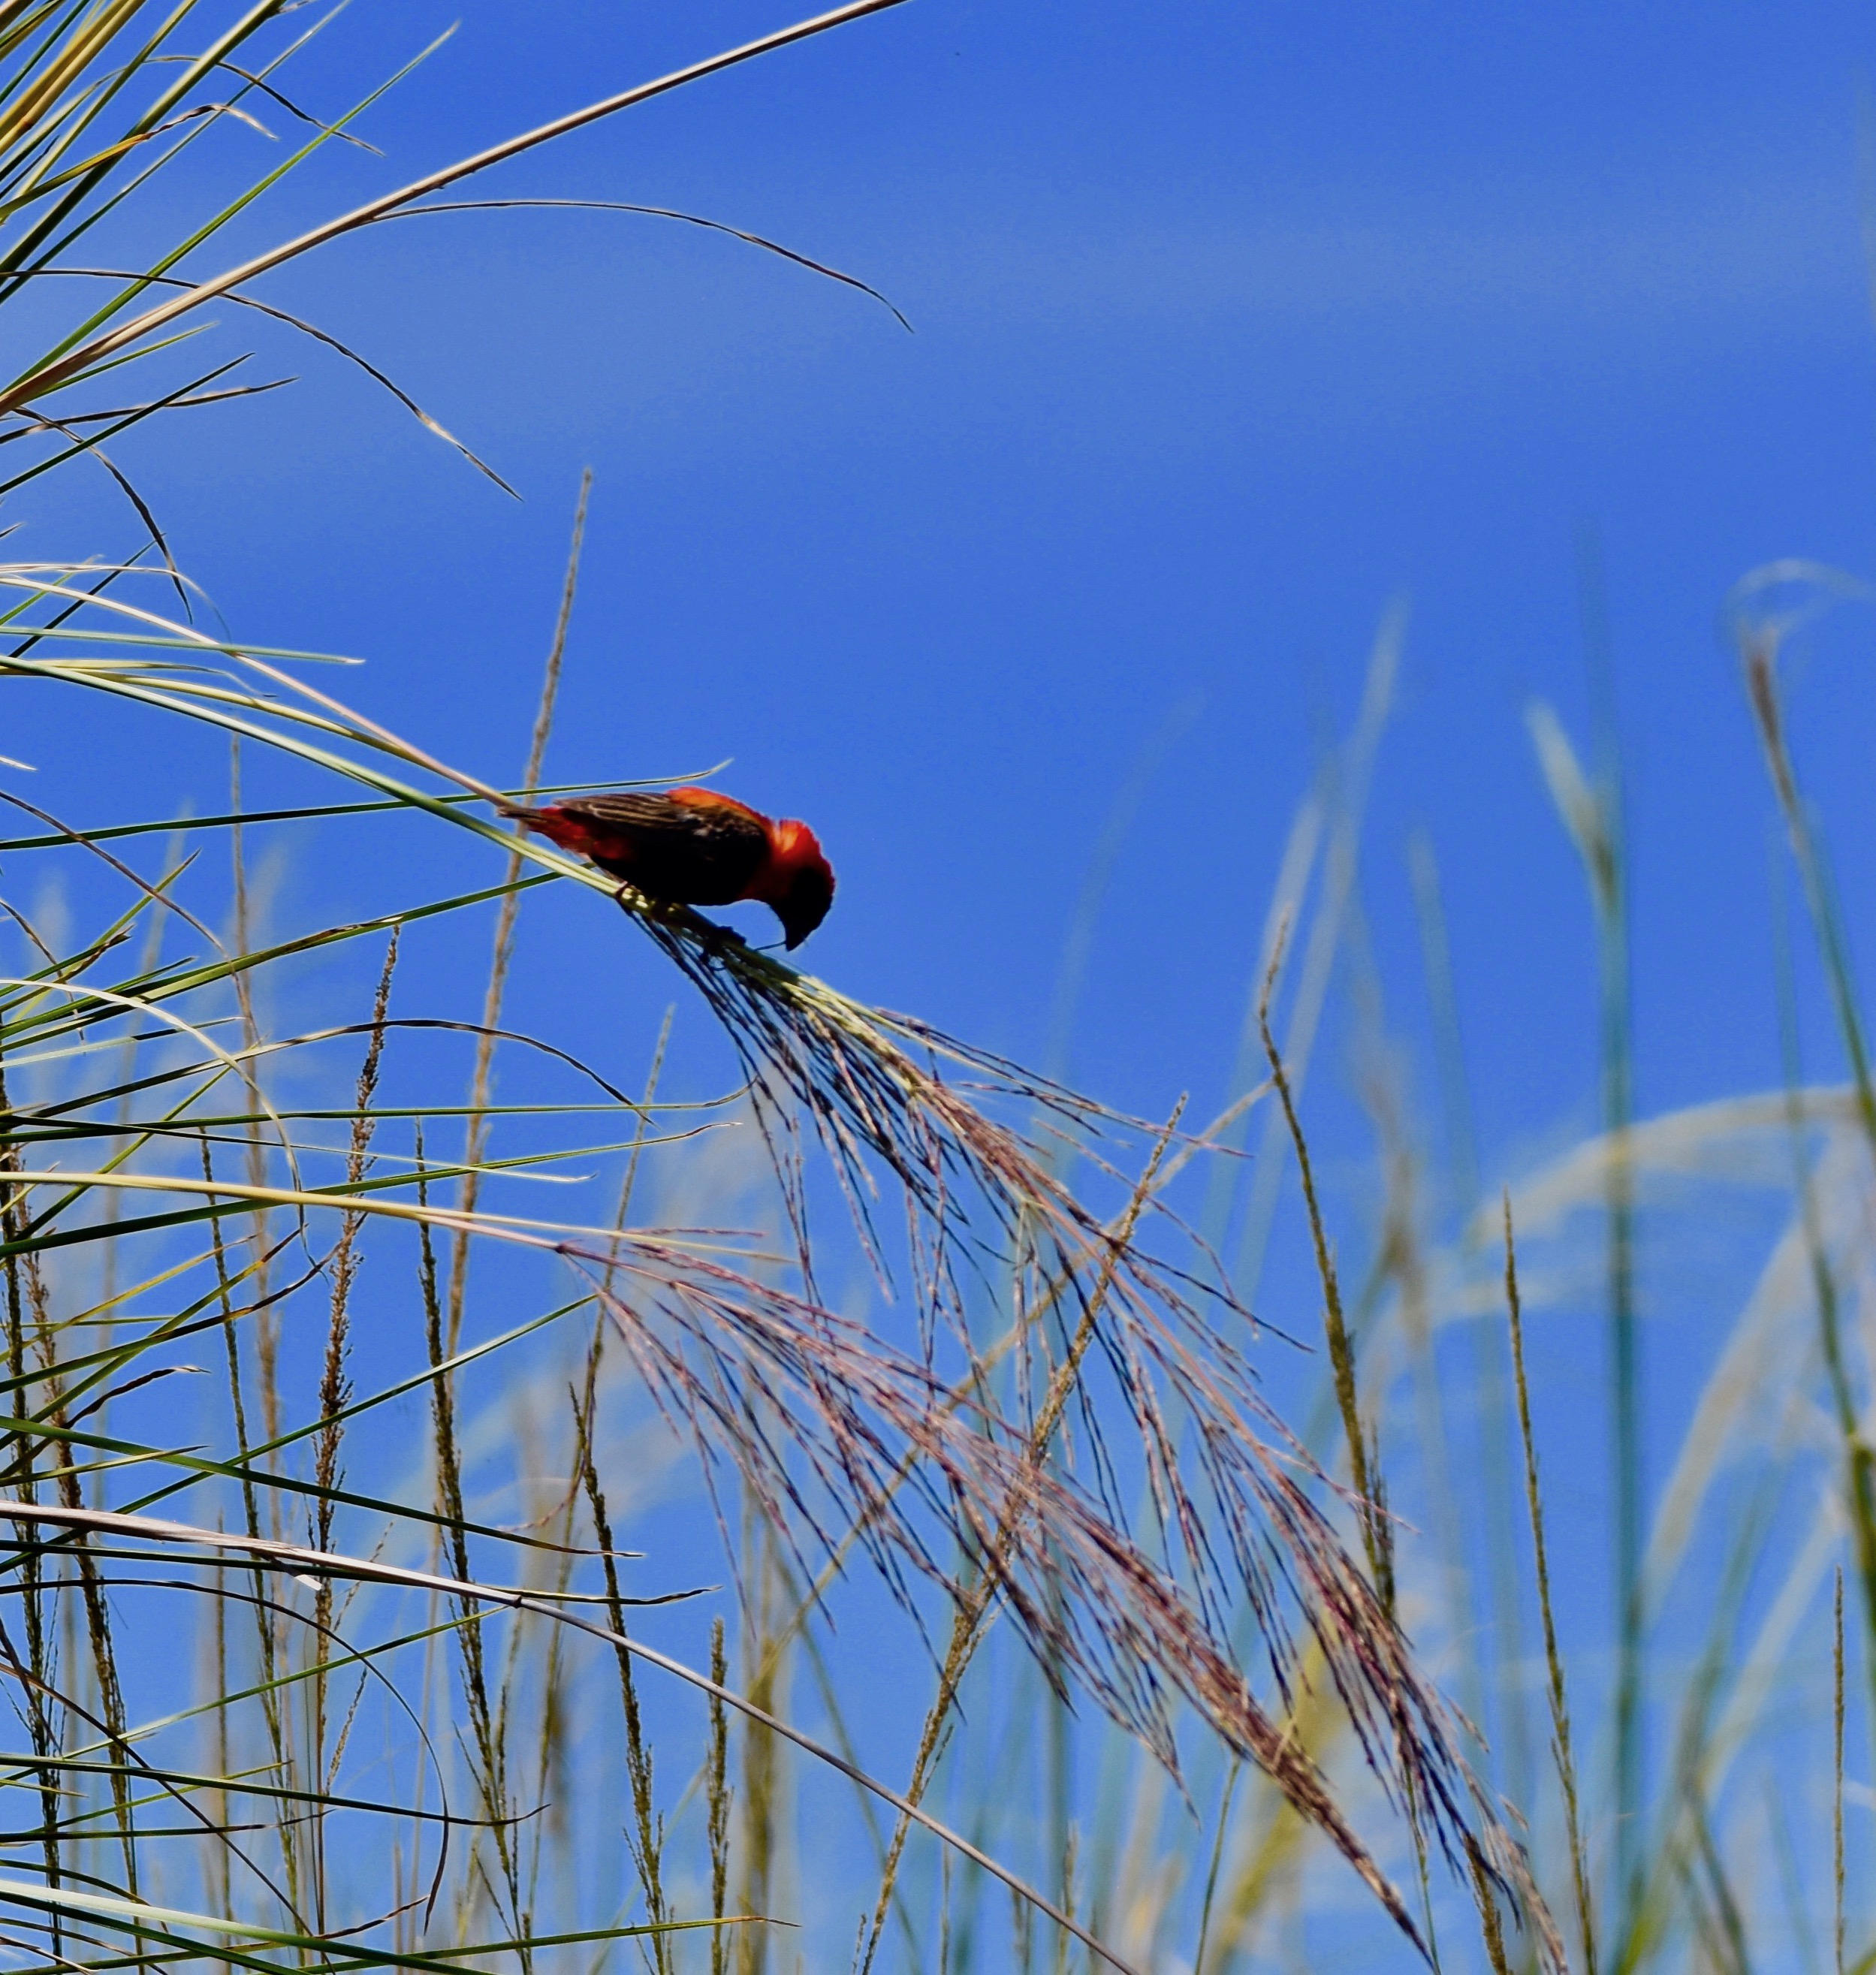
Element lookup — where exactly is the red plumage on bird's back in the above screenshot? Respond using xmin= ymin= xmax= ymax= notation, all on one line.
xmin=499 ymin=786 xmax=836 ymax=948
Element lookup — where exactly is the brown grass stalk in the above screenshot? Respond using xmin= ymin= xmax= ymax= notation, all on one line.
xmin=309 ymin=927 xmax=396 ymax=1923
xmin=446 ymin=471 xmax=588 ymax=1358
xmin=1504 ymin=1196 xmax=1594 ymax=1975
xmin=575 ymin=1386 xmax=671 ymax=1973
xmin=709 ymin=1615 xmax=731 ymax=1975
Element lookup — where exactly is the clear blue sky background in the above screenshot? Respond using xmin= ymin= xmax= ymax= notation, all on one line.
xmin=11 ymin=0 xmax=1876 ymax=1937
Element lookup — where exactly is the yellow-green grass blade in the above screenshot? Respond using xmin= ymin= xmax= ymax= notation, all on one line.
xmin=0 ymin=1877 xmax=740 ymax=1973
xmin=0 ymin=1 xmax=915 ymax=418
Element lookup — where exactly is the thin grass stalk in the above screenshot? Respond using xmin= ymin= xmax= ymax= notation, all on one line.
xmin=487 ymin=1390 xmax=544 ymax=1972
xmin=445 ymin=470 xmax=587 ymax=1358
xmin=1045 ymin=1566 xmax=1072 ymax=1966
xmin=1081 ymin=1716 xmax=1134 ymax=1964
xmin=40 ymin=1353 xmax=134 ymax=1893
xmin=12 ymin=1183 xmax=137 ymax=1896
xmin=549 ymin=1013 xmax=680 ymax=1962
xmin=415 ymin=1132 xmax=514 ymax=1931
xmin=1573 ymin=527 xmax=1642 ymax=1942
xmin=709 ymin=1616 xmax=731 ymax=1975
xmin=308 ymin=928 xmax=395 ymax=1928
xmin=1764 ymin=1784 xmax=1822 ymax=1975
xmin=1192 ymin=1757 xmax=1240 ymax=1975
xmin=211 ymin=1538 xmax=231 ymax=1951
xmin=1051 ymin=1825 xmax=1078 ymax=1975
xmin=939 ymin=1847 xmax=951 ymax=1975
xmin=735 ymin=1515 xmax=783 ymax=1975
xmin=1232 ymin=607 xmax=1400 ymax=1298
xmin=226 ymin=738 xmax=286 ymax=1632
xmin=1837 ymin=1568 xmax=1845 ymax=1975
xmin=1771 ymin=861 xmax=1876 ymax=1752
xmin=1256 ymin=944 xmax=1380 ymax=1585
xmin=1634 ymin=1506 xmax=1780 ymax=1975
xmin=1504 ymin=1197 xmax=1594 ymax=1975
xmin=198 ymin=1129 xmax=290 ymax=1857
xmin=520 ymin=1371 xmax=611 ymax=1943
xmin=430 ymin=484 xmax=590 ymax=1938
xmin=573 ymin=1389 xmax=669 ymax=1971
xmin=1407 ymin=826 xmax=1533 ymax=1816
xmin=1737 ymin=617 xmax=1876 ymax=1136
xmin=1344 ymin=903 xmax=1482 ymax=1740
xmin=1196 ymin=1643 xmax=1341 ymax=1972
xmin=92 ymin=821 xmax=174 ymax=1308
xmin=775 ymin=1566 xmax=921 ymax=1964
xmin=1681 ymin=1790 xmax=1751 ymax=1975
xmin=1197 ymin=783 xmax=1321 ymax=1252
xmin=0 ymin=1055 xmax=60 ymax=1919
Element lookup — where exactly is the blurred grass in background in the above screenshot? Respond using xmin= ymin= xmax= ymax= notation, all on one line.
xmin=0 ymin=6 xmax=1871 ymax=1974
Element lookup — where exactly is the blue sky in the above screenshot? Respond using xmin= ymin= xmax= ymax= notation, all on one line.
xmin=11 ymin=2 xmax=1876 ymax=1939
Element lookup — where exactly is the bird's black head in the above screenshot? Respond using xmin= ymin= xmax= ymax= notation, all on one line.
xmin=768 ymin=822 xmax=836 ymax=950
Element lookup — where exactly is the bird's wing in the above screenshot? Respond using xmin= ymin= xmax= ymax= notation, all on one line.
xmin=559 ymin=791 xmax=768 ymax=846
xmin=666 ymin=785 xmax=771 ymax=827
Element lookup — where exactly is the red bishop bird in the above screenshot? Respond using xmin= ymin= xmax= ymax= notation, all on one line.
xmin=499 ymin=785 xmax=836 ymax=949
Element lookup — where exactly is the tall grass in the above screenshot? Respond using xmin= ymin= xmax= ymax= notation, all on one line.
xmin=0 ymin=8 xmax=1870 ymax=1975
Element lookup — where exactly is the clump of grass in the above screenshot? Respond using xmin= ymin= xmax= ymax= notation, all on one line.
xmin=0 ymin=531 xmax=1564 ymax=1963
xmin=10 ymin=9 xmax=1874 ymax=1975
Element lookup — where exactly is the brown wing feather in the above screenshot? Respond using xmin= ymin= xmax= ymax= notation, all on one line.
xmin=550 ymin=792 xmax=771 ymax=903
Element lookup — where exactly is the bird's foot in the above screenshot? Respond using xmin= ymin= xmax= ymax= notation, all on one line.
xmin=692 ymin=914 xmax=747 ymax=954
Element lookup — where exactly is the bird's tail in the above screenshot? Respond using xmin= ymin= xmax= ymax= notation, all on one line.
xmin=496 ymin=802 xmax=541 ymax=822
